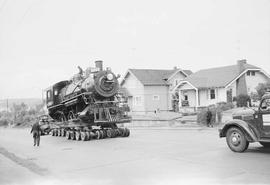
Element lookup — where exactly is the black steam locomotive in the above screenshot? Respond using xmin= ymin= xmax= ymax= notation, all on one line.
xmin=45 ymin=61 xmax=131 ymax=141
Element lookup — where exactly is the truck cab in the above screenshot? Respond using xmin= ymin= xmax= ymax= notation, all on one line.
xmin=219 ymin=92 xmax=270 ymax=152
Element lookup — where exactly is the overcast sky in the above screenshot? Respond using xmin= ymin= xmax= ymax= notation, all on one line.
xmin=0 ymin=0 xmax=269 ymax=99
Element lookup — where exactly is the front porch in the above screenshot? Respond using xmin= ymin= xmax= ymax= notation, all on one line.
xmin=173 ymin=81 xmax=232 ymax=113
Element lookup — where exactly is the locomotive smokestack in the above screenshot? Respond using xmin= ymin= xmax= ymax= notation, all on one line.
xmin=95 ymin=60 xmax=103 ymax=71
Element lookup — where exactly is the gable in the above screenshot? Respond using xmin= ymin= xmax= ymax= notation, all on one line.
xmin=168 ymin=71 xmax=187 ymax=86
xmin=182 ymin=63 xmax=264 ymax=89
xmin=125 ymin=68 xmax=192 ymax=86
xmin=121 ymin=71 xmax=144 ymax=88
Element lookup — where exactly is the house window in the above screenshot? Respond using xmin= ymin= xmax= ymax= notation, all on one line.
xmin=153 ymin=95 xmax=160 ymax=101
xmin=134 ymin=96 xmax=142 ymax=106
xmin=247 ymin=71 xmax=256 ymax=76
xmin=210 ymin=89 xmax=215 ymax=99
xmin=184 ymin=95 xmax=188 ymax=101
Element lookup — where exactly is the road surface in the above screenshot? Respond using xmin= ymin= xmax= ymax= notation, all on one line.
xmin=0 ymin=127 xmax=270 ymax=185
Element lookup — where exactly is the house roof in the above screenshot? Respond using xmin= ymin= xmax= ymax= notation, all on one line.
xmin=180 ymin=63 xmax=260 ymax=89
xmin=126 ymin=68 xmax=192 ymax=86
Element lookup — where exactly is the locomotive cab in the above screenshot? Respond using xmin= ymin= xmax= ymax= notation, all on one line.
xmin=46 ymin=81 xmax=69 ymax=108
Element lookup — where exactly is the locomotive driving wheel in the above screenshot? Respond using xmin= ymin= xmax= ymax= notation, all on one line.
xmin=68 ymin=111 xmax=76 ymax=120
xmin=57 ymin=112 xmax=66 ymax=123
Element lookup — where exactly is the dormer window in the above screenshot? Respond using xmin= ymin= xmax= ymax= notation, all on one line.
xmin=247 ymin=71 xmax=256 ymax=76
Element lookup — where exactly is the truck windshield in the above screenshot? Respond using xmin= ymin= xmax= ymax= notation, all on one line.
xmin=261 ymin=98 xmax=270 ymax=111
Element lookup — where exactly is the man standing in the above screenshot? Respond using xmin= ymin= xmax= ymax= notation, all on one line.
xmin=206 ymin=108 xmax=213 ymax=127
xmin=30 ymin=121 xmax=41 ymax=146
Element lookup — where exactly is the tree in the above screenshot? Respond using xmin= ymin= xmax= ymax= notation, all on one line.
xmin=256 ymin=82 xmax=270 ymax=100
xmin=235 ymin=94 xmax=251 ymax=107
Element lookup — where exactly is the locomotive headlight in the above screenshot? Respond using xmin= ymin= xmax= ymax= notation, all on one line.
xmin=107 ymin=73 xmax=114 ymax=80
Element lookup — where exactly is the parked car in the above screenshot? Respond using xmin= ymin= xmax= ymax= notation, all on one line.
xmin=219 ymin=92 xmax=270 ymax=152
xmin=38 ymin=115 xmax=52 ymax=135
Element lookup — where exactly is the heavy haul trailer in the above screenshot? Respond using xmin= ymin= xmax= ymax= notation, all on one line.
xmin=45 ymin=61 xmax=131 ymax=141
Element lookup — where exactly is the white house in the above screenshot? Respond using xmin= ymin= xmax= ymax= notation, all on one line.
xmin=120 ymin=68 xmax=192 ymax=112
xmin=173 ymin=60 xmax=270 ymax=112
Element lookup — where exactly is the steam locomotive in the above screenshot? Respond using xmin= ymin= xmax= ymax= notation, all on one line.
xmin=45 ymin=61 xmax=131 ymax=141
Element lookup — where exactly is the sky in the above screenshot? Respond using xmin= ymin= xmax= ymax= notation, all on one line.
xmin=0 ymin=0 xmax=269 ymax=99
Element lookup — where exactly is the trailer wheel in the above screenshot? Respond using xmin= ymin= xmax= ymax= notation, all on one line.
xmin=119 ymin=128 xmax=125 ymax=137
xmin=226 ymin=127 xmax=249 ymax=152
xmin=259 ymin=142 xmax=270 ymax=148
xmin=106 ymin=129 xmax=112 ymax=138
xmin=61 ymin=129 xmax=66 ymax=137
xmin=85 ymin=131 xmax=90 ymax=141
xmin=75 ymin=131 xmax=81 ymax=141
xmin=124 ymin=128 xmax=130 ymax=137
xmin=115 ymin=129 xmax=121 ymax=137
xmin=70 ymin=131 xmax=75 ymax=140
xmin=96 ymin=130 xmax=101 ymax=139
xmin=81 ymin=132 xmax=87 ymax=141
xmin=66 ymin=131 xmax=71 ymax=140
xmin=89 ymin=131 xmax=95 ymax=140
xmin=58 ymin=129 xmax=62 ymax=137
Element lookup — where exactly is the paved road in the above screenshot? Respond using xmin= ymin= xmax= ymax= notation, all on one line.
xmin=0 ymin=127 xmax=270 ymax=185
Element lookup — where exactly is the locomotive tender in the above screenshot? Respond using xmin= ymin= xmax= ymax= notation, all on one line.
xmin=45 ymin=61 xmax=131 ymax=141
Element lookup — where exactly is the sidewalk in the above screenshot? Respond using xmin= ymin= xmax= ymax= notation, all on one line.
xmin=124 ymin=112 xmax=206 ymax=129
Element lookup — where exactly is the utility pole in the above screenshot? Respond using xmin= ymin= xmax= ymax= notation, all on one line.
xmin=6 ymin=98 xmax=8 ymax=112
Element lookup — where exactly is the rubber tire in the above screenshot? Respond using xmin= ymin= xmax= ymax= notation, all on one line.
xmin=96 ymin=130 xmax=101 ymax=140
xmin=51 ymin=130 xmax=55 ymax=136
xmin=259 ymin=142 xmax=270 ymax=148
xmin=100 ymin=130 xmax=105 ymax=139
xmin=58 ymin=129 xmax=61 ymax=137
xmin=115 ymin=129 xmax=121 ymax=137
xmin=120 ymin=128 xmax=125 ymax=137
xmin=89 ymin=132 xmax=95 ymax=140
xmin=70 ymin=131 xmax=76 ymax=140
xmin=102 ymin=130 xmax=107 ymax=139
xmin=106 ymin=129 xmax=112 ymax=138
xmin=81 ymin=132 xmax=87 ymax=141
xmin=226 ymin=127 xmax=249 ymax=153
xmin=75 ymin=131 xmax=81 ymax=141
xmin=61 ymin=129 xmax=66 ymax=137
xmin=85 ymin=131 xmax=90 ymax=141
xmin=54 ymin=129 xmax=57 ymax=136
xmin=124 ymin=128 xmax=130 ymax=137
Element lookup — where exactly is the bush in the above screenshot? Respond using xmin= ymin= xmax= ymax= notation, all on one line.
xmin=197 ymin=107 xmax=216 ymax=126
xmin=197 ymin=102 xmax=234 ymax=125
xmin=256 ymin=82 xmax=270 ymax=100
xmin=235 ymin=94 xmax=251 ymax=107
xmin=0 ymin=117 xmax=11 ymax=127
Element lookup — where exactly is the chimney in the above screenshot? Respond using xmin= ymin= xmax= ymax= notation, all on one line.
xmin=236 ymin=59 xmax=248 ymax=96
xmin=237 ymin=59 xmax=247 ymax=74
xmin=95 ymin=60 xmax=103 ymax=71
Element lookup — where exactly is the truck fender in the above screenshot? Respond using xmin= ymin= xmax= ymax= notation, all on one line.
xmin=219 ymin=119 xmax=258 ymax=142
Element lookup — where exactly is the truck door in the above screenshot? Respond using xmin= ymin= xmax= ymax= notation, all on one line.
xmin=258 ymin=97 xmax=270 ymax=138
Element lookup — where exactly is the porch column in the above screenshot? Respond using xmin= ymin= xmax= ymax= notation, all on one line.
xmin=195 ymin=89 xmax=199 ymax=110
xmin=178 ymin=89 xmax=182 ymax=110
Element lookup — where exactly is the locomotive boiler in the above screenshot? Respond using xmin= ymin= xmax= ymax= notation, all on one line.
xmin=45 ymin=61 xmax=131 ymax=141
